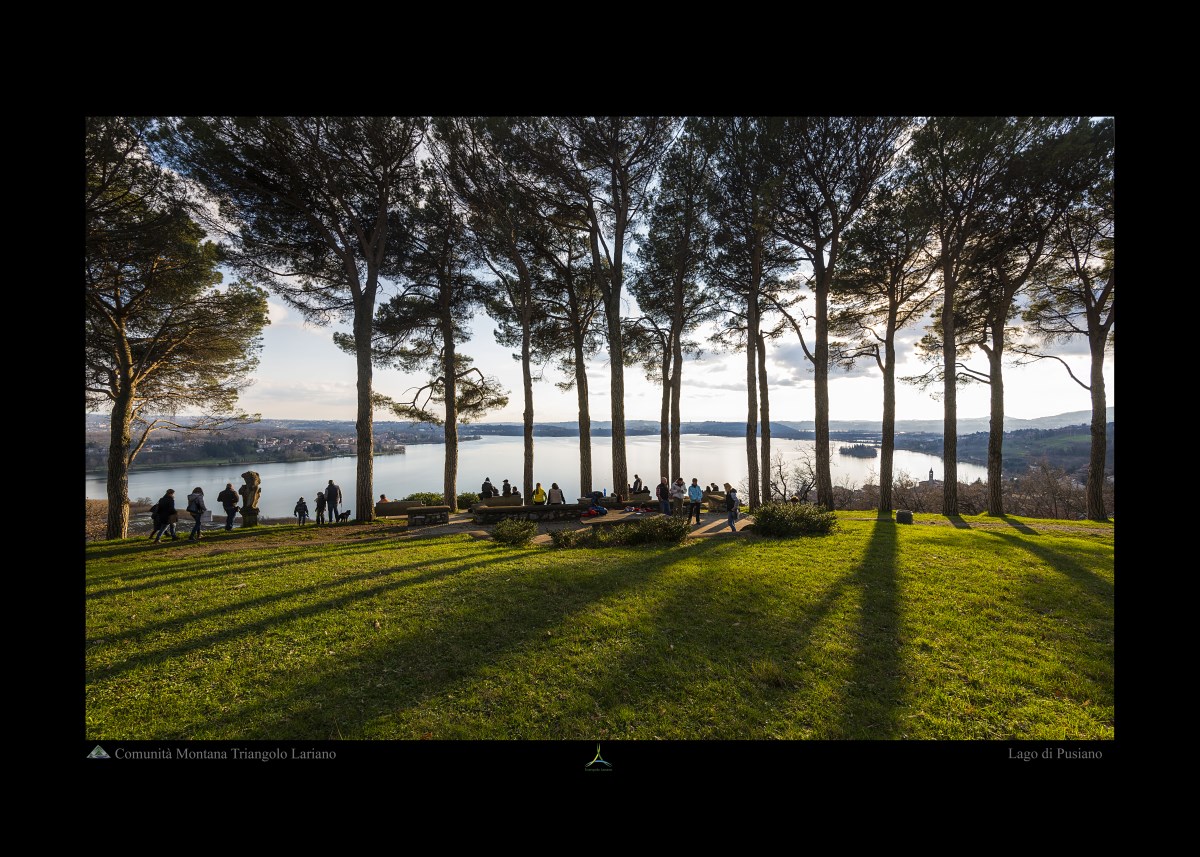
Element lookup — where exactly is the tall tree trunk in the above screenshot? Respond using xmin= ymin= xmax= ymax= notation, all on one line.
xmin=879 ymin=319 xmax=896 ymax=515
xmin=521 ymin=301 xmax=534 ymax=500
xmin=573 ymin=333 xmax=593 ymax=497
xmin=1087 ymin=332 xmax=1109 ymax=521
xmin=745 ymin=292 xmax=761 ymax=509
xmin=757 ymin=332 xmax=771 ymax=504
xmin=442 ymin=322 xmax=458 ymax=511
xmin=589 ymin=216 xmax=628 ymax=498
xmin=986 ymin=333 xmax=1005 ymax=516
xmin=671 ymin=326 xmax=683 ymax=482
xmin=941 ymin=265 xmax=959 ymax=515
xmin=105 ymin=385 xmax=134 ymax=540
xmin=354 ymin=298 xmax=375 ymax=523
xmin=814 ymin=274 xmax=833 ymax=509
xmin=659 ymin=344 xmax=671 ymax=484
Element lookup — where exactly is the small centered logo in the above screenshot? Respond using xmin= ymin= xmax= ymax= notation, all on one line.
xmin=584 ymin=743 xmax=612 ymax=771
xmin=87 ymin=745 xmax=110 ymax=759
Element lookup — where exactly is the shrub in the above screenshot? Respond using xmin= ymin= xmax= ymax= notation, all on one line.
xmin=616 ymin=515 xmax=691 ymax=545
xmin=457 ymin=492 xmax=479 ymax=511
xmin=403 ymin=492 xmax=445 ymax=506
xmin=549 ymin=529 xmax=582 ymax=548
xmin=751 ymin=502 xmax=838 ymax=537
xmin=553 ymin=516 xmax=691 ymax=548
xmin=493 ymin=518 xmax=537 ymax=546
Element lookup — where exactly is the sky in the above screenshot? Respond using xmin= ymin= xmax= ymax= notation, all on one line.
xmin=240 ymin=291 xmax=1114 ymax=426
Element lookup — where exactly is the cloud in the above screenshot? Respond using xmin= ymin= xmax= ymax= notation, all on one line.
xmin=267 ymin=299 xmax=289 ymax=325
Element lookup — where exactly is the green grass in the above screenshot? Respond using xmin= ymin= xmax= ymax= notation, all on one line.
xmin=85 ymin=513 xmax=1114 ymax=741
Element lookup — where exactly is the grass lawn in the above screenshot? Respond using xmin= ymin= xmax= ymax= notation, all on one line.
xmin=84 ymin=513 xmax=1113 ymax=741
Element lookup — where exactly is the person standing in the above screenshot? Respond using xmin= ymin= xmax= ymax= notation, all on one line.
xmin=325 ymin=479 xmax=342 ymax=521
xmin=481 ymin=478 xmax=496 ymax=500
xmin=724 ymin=482 xmax=739 ymax=533
xmin=656 ymin=477 xmax=671 ymax=515
xmin=217 ymin=482 xmax=239 ymax=532
xmin=150 ymin=489 xmax=179 ymax=543
xmin=186 ymin=486 xmax=207 ymax=541
xmin=670 ymin=478 xmax=687 ymax=516
xmin=314 ymin=490 xmax=327 ymax=525
xmin=294 ymin=497 xmax=310 ymax=526
xmin=632 ymin=474 xmax=643 ymax=494
xmin=687 ymin=478 xmax=704 ymax=525
xmin=547 ymin=482 xmax=565 ymax=504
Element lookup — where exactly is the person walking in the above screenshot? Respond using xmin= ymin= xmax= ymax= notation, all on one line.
xmin=687 ymin=478 xmax=704 ymax=525
xmin=217 ymin=482 xmax=239 ymax=531
xmin=150 ymin=489 xmax=179 ymax=543
xmin=314 ymin=490 xmax=327 ymax=525
xmin=186 ymin=486 xmax=207 ymax=541
xmin=294 ymin=497 xmax=310 ymax=526
xmin=656 ymin=477 xmax=671 ymax=515
xmin=724 ymin=482 xmax=739 ymax=533
xmin=547 ymin=482 xmax=566 ymax=504
xmin=325 ymin=480 xmax=342 ymax=521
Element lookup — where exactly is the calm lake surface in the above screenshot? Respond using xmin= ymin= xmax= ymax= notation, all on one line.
xmin=86 ymin=434 xmax=989 ymax=519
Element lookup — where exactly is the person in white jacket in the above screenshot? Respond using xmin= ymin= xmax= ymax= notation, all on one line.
xmin=669 ymin=478 xmax=687 ymax=516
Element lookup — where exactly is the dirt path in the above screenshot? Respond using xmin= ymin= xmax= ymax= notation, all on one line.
xmin=87 ymin=500 xmax=1110 ymax=550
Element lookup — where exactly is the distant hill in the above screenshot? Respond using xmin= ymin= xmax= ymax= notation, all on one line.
xmin=86 ymin=408 xmax=1113 ymax=438
xmin=778 ymin=408 xmax=1114 ymax=435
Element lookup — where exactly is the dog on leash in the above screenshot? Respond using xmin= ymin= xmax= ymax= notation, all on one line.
xmin=336 ymin=510 xmax=352 ymax=523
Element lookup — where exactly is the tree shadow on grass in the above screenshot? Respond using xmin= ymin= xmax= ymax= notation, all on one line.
xmin=86 ymin=550 xmax=515 ymax=678
xmin=89 ymin=541 xmax=686 ymax=740
xmin=558 ymin=524 xmax=902 ymax=740
xmin=995 ymin=515 xmax=1037 ymax=535
xmin=86 ymin=531 xmax=446 ymax=591
xmin=838 ymin=519 xmax=901 ymax=738
xmin=979 ymin=530 xmax=1113 ymax=600
xmin=945 ymin=515 xmax=971 ymax=529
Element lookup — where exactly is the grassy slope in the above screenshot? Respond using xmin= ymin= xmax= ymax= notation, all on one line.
xmin=85 ymin=514 xmax=1114 ymax=741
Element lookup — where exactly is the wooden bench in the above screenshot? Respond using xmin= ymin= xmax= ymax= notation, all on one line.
xmin=471 ymin=495 xmax=523 ymax=511
xmin=375 ymin=500 xmax=426 ymax=518
xmin=408 ymin=505 xmax=451 ymax=526
xmin=473 ymin=503 xmax=591 ymax=524
xmin=576 ymin=494 xmax=649 ymax=510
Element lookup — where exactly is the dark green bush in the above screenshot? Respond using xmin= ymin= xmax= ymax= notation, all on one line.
xmin=403 ymin=492 xmax=445 ymax=506
xmin=493 ymin=518 xmax=537 ymax=546
xmin=553 ymin=516 xmax=691 ymax=548
xmin=751 ymin=502 xmax=837 ymax=537
xmin=549 ymin=529 xmax=582 ymax=548
xmin=457 ymin=492 xmax=479 ymax=511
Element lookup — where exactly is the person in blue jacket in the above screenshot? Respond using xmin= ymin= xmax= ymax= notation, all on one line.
xmin=687 ymin=478 xmax=704 ymax=525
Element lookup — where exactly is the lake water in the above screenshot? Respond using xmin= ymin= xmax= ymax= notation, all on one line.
xmin=85 ymin=434 xmax=989 ymax=518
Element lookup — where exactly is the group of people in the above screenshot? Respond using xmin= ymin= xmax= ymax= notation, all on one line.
xmin=295 ymin=480 xmax=344 ymax=525
xmin=149 ymin=485 xmax=215 ymax=543
xmin=480 ymin=477 xmax=567 ymax=505
xmin=650 ymin=476 xmax=741 ymax=532
xmin=147 ymin=478 xmax=348 ymax=542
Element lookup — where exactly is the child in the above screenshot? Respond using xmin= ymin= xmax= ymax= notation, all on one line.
xmin=294 ymin=497 xmax=310 ymax=526
xmin=314 ymin=490 xmax=326 ymax=525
